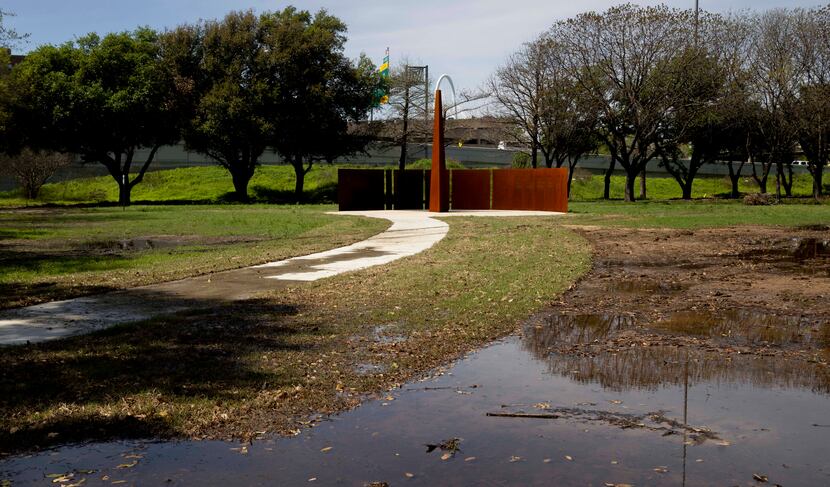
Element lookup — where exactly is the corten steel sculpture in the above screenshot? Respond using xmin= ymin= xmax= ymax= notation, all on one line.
xmin=429 ymin=89 xmax=449 ymax=212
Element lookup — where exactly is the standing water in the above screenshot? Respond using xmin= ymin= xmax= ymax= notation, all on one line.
xmin=2 ymin=316 xmax=828 ymax=486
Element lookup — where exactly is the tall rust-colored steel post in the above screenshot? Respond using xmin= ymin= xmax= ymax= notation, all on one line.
xmin=430 ymin=90 xmax=449 ymax=212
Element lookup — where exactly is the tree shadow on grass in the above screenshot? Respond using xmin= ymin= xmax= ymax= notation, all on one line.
xmin=0 ymin=297 xmax=317 ymax=456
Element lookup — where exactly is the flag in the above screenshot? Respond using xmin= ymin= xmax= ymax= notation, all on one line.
xmin=375 ymin=48 xmax=390 ymax=106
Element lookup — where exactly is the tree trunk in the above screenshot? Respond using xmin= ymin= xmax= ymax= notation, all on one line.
xmin=604 ymin=158 xmax=616 ymax=200
xmin=294 ymin=169 xmax=305 ymax=203
xmin=783 ymin=163 xmax=793 ymax=197
xmin=682 ymin=180 xmax=693 ymax=200
xmin=624 ymin=170 xmax=637 ymax=202
xmin=775 ymin=163 xmax=782 ymax=202
xmin=752 ymin=162 xmax=768 ymax=194
xmin=727 ymin=161 xmax=742 ymax=199
xmin=531 ymin=142 xmax=538 ymax=169
xmin=118 ymin=180 xmax=131 ymax=207
xmin=567 ymin=163 xmax=575 ymax=198
xmin=232 ymin=171 xmax=251 ymax=203
xmin=639 ymin=168 xmax=647 ymax=199
xmin=814 ymin=165 xmax=824 ymax=199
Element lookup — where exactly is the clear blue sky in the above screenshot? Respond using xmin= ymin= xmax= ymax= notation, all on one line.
xmin=3 ymin=1 xmax=823 ymax=92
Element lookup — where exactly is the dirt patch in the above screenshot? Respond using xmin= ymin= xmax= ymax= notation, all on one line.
xmin=535 ymin=226 xmax=830 ymax=365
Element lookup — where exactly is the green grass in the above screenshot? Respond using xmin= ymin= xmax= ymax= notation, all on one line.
xmin=0 ymin=205 xmax=388 ymax=308
xmin=2 ymin=163 xmax=825 ymax=207
xmin=567 ymin=199 xmax=830 ymax=229
xmin=0 ymin=165 xmax=341 ymax=206
xmin=568 ymin=172 xmax=822 ymax=201
xmin=0 ymin=217 xmax=590 ymax=453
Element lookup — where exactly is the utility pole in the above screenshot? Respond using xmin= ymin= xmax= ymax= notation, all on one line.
xmin=406 ymin=65 xmax=430 ymax=158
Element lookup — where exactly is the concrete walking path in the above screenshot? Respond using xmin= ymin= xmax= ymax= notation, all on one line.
xmin=0 ymin=210 xmax=559 ymax=346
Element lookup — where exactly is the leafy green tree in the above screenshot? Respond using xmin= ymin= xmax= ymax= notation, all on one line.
xmin=163 ymin=11 xmax=274 ymax=202
xmin=165 ymin=8 xmax=374 ymax=202
xmin=269 ymin=10 xmax=377 ymax=202
xmin=6 ymin=29 xmax=179 ymax=206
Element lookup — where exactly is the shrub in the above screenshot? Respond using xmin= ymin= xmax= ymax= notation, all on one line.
xmin=406 ymin=158 xmax=465 ymax=170
xmin=512 ymin=152 xmax=531 ymax=168
xmin=743 ymin=193 xmax=776 ymax=206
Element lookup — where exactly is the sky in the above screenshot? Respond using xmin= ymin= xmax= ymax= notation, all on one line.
xmin=2 ymin=0 xmax=824 ymax=93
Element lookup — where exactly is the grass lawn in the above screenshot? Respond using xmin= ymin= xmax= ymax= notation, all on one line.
xmin=568 ymin=172 xmax=823 ymax=201
xmin=0 ymin=205 xmax=388 ymax=309
xmin=0 ymin=165 xmax=341 ymax=206
xmin=2 ymin=163 xmax=829 ymax=455
xmin=1 ymin=164 xmax=826 ymax=207
xmin=567 ymin=199 xmax=830 ymax=229
xmin=0 ymin=216 xmax=590 ymax=453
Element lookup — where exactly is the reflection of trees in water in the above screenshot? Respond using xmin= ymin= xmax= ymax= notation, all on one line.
xmin=523 ymin=313 xmax=636 ymax=354
xmin=523 ymin=327 xmax=830 ymax=394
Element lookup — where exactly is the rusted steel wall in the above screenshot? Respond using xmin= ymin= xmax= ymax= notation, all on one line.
xmin=492 ymin=168 xmax=569 ymax=212
xmin=394 ymin=170 xmax=426 ymax=209
xmin=451 ymin=170 xmax=491 ymax=210
xmin=337 ymin=169 xmax=386 ymax=211
xmin=339 ymin=168 xmax=568 ymax=213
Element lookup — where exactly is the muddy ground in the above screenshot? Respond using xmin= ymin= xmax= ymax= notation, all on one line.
xmin=538 ymin=224 xmax=830 ymax=366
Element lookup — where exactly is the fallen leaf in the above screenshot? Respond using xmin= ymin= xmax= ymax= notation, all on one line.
xmin=533 ymin=402 xmax=551 ymax=409
xmin=543 ymin=458 xmax=552 ymax=463
xmin=653 ymin=466 xmax=669 ymax=474
xmin=320 ymin=447 xmax=333 ymax=453
xmin=611 ymin=460 xmax=619 ymax=465
xmin=565 ymin=455 xmax=573 ymax=461
xmin=116 ymin=461 xmax=137 ymax=469
xmin=440 ymin=452 xmax=452 ymax=461
xmin=509 ymin=456 xmax=522 ymax=463
xmin=404 ymin=472 xmax=415 ymax=478
xmin=464 ymin=457 xmax=476 ymax=462
xmin=753 ymin=474 xmax=768 ymax=483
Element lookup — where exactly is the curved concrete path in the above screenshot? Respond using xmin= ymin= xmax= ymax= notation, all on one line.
xmin=0 ymin=210 xmax=560 ymax=346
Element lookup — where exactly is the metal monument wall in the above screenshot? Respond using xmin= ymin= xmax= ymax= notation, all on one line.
xmin=339 ymin=75 xmax=568 ymax=213
xmin=337 ymin=167 xmax=568 ymax=213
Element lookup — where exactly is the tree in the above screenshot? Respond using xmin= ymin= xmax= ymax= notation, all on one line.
xmin=166 ymin=8 xmax=373 ymax=202
xmin=383 ymin=57 xmax=431 ymax=171
xmin=163 ymin=12 xmax=275 ymax=202
xmin=489 ymin=38 xmax=547 ymax=168
xmin=746 ymin=9 xmax=803 ymax=198
xmin=0 ymin=149 xmax=71 ymax=199
xmin=792 ymin=6 xmax=830 ymax=199
xmin=555 ymin=4 xmax=695 ymax=202
xmin=6 ymin=29 xmax=179 ymax=206
xmin=0 ymin=10 xmax=29 ymax=49
xmin=536 ymin=36 xmax=599 ymax=196
xmin=266 ymin=10 xmax=376 ymax=201
xmin=656 ymin=13 xmax=751 ymax=200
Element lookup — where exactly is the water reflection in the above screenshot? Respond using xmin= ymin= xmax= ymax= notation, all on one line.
xmin=524 ymin=318 xmax=830 ymax=393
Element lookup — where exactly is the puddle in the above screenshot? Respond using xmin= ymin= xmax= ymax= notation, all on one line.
xmin=611 ymin=279 xmax=687 ymax=294
xmin=3 ymin=332 xmax=828 ymax=486
xmin=652 ymin=309 xmax=826 ymax=347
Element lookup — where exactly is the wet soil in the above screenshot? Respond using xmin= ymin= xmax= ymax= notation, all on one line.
xmin=2 ymin=225 xmax=829 ymax=485
xmin=551 ymin=225 xmax=830 ymax=364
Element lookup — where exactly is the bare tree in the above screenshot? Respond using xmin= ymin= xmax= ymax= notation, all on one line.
xmin=793 ymin=6 xmax=830 ymax=199
xmin=746 ymin=9 xmax=804 ymax=198
xmin=535 ymin=35 xmax=599 ymax=196
xmin=488 ymin=38 xmax=547 ymax=168
xmin=555 ymin=4 xmax=696 ymax=202
xmin=382 ymin=57 xmax=431 ymax=171
xmin=0 ymin=149 xmax=72 ymax=199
